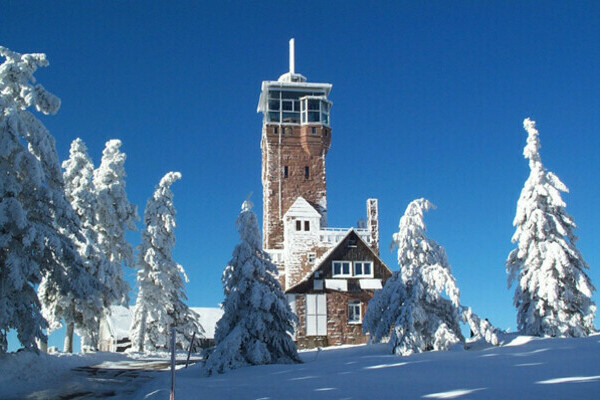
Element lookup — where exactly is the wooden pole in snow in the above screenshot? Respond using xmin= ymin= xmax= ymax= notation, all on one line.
xmin=170 ymin=327 xmax=176 ymax=400
xmin=185 ymin=331 xmax=196 ymax=368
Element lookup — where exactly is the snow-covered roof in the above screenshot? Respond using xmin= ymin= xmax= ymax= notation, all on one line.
xmin=190 ymin=307 xmax=223 ymax=340
xmin=283 ymin=197 xmax=321 ymax=219
xmin=106 ymin=305 xmax=134 ymax=341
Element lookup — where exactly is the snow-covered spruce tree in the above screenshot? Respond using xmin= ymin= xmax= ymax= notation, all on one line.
xmin=364 ymin=199 xmax=499 ymax=353
xmin=204 ymin=200 xmax=300 ymax=375
xmin=130 ymin=172 xmax=202 ymax=352
xmin=381 ymin=199 xmax=464 ymax=355
xmin=92 ymin=139 xmax=139 ymax=306
xmin=44 ymin=138 xmax=111 ymax=351
xmin=362 ymin=270 xmax=405 ymax=344
xmin=0 ymin=47 xmax=97 ymax=353
xmin=506 ymin=118 xmax=596 ymax=337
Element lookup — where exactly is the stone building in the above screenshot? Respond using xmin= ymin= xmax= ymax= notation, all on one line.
xmin=257 ymin=40 xmax=392 ymax=348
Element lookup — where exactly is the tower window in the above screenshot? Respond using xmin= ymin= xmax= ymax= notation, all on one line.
xmin=283 ymin=166 xmax=288 ymax=178
xmin=296 ymin=220 xmax=302 ymax=231
xmin=304 ymin=166 xmax=309 ymax=179
xmin=304 ymin=221 xmax=310 ymax=231
xmin=273 ymin=127 xmax=278 ymax=134
xmin=311 ymin=127 xmax=317 ymax=135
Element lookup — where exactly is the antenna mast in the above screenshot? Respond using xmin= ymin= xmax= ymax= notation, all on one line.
xmin=289 ymin=38 xmax=295 ymax=74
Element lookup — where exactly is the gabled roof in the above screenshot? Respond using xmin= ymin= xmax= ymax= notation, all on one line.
xmin=286 ymin=228 xmax=392 ymax=293
xmin=284 ymin=196 xmax=321 ymax=219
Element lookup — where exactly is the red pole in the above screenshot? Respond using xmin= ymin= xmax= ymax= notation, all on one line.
xmin=170 ymin=327 xmax=176 ymax=400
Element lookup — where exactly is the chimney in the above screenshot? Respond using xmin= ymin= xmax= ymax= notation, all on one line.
xmin=367 ymin=198 xmax=379 ymax=255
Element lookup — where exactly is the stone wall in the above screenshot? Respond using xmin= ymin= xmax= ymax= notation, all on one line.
xmin=294 ymin=291 xmax=374 ymax=349
xmin=261 ymin=123 xmax=331 ymax=250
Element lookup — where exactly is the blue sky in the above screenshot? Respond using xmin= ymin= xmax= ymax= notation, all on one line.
xmin=3 ymin=1 xmax=599 ymax=351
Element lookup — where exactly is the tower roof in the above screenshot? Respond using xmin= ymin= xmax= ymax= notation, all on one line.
xmin=257 ymin=39 xmax=332 ymax=114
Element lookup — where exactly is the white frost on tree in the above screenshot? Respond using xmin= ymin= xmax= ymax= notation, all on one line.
xmin=204 ymin=200 xmax=300 ymax=375
xmin=0 ymin=47 xmax=97 ymax=353
xmin=42 ymin=138 xmax=111 ymax=351
xmin=130 ymin=172 xmax=202 ymax=352
xmin=506 ymin=118 xmax=596 ymax=337
xmin=92 ymin=139 xmax=139 ymax=306
xmin=364 ymin=199 xmax=499 ymax=355
xmin=362 ymin=270 xmax=405 ymax=344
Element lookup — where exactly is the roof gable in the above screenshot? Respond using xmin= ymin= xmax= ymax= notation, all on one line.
xmin=284 ymin=196 xmax=321 ymax=219
xmin=286 ymin=229 xmax=392 ymax=292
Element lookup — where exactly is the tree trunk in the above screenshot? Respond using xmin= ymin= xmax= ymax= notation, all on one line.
xmin=64 ymin=322 xmax=74 ymax=353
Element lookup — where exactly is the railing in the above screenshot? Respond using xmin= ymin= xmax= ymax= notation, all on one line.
xmin=319 ymin=228 xmax=371 ymax=244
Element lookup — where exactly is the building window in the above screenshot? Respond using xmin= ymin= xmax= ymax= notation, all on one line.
xmin=305 ymin=166 xmax=309 ymax=179
xmin=308 ymin=253 xmax=316 ymax=263
xmin=354 ymin=261 xmax=373 ymax=277
xmin=311 ymin=127 xmax=317 ymax=134
xmin=283 ymin=166 xmax=288 ymax=178
xmin=306 ymin=294 xmax=327 ymax=336
xmin=332 ymin=261 xmax=352 ymax=277
xmin=304 ymin=220 xmax=310 ymax=231
xmin=296 ymin=220 xmax=302 ymax=231
xmin=348 ymin=300 xmax=361 ymax=324
xmin=273 ymin=127 xmax=278 ymax=134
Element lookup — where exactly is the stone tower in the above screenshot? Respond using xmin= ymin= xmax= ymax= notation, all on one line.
xmin=257 ymin=39 xmax=333 ymax=251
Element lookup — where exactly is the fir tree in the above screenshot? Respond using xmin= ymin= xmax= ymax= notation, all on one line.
xmin=204 ymin=200 xmax=300 ymax=375
xmin=92 ymin=139 xmax=139 ymax=306
xmin=130 ymin=172 xmax=202 ymax=352
xmin=0 ymin=47 xmax=96 ymax=353
xmin=507 ymin=118 xmax=596 ymax=337
xmin=44 ymin=138 xmax=110 ymax=351
xmin=364 ymin=199 xmax=499 ymax=355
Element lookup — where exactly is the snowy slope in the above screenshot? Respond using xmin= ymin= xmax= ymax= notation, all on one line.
xmin=139 ymin=334 xmax=600 ymax=400
xmin=1 ymin=334 xmax=599 ymax=399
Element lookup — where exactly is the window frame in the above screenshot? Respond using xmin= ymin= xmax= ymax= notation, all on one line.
xmin=353 ymin=261 xmax=374 ymax=278
xmin=332 ymin=260 xmax=352 ymax=278
xmin=348 ymin=300 xmax=362 ymax=324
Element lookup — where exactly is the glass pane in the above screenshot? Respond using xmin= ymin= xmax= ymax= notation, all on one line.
xmin=269 ymin=90 xmax=280 ymax=99
xmin=301 ymin=99 xmax=306 ymax=111
xmin=293 ymin=100 xmax=300 ymax=111
xmin=333 ymin=263 xmax=340 ymax=275
xmin=343 ymin=262 xmax=350 ymax=275
xmin=268 ymin=112 xmax=280 ymax=122
xmin=282 ymin=100 xmax=293 ymax=111
xmin=321 ymin=101 xmax=329 ymax=112
xmin=308 ymin=99 xmax=320 ymax=110
xmin=322 ymin=113 xmax=329 ymax=125
xmin=282 ymin=112 xmax=299 ymax=123
xmin=355 ymin=262 xmax=363 ymax=275
xmin=301 ymin=113 xmax=306 ymax=123
xmin=364 ymin=262 xmax=371 ymax=275
xmin=308 ymin=112 xmax=320 ymax=122
xmin=268 ymin=100 xmax=280 ymax=111
xmin=282 ymin=91 xmax=301 ymax=99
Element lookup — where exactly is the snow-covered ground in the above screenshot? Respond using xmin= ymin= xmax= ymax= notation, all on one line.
xmin=2 ymin=334 xmax=599 ymax=399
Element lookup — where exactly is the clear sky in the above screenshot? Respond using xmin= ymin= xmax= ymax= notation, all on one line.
xmin=3 ymin=1 xmax=599 ymax=351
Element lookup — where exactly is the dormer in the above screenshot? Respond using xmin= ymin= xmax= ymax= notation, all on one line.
xmin=283 ymin=197 xmax=322 ymax=237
